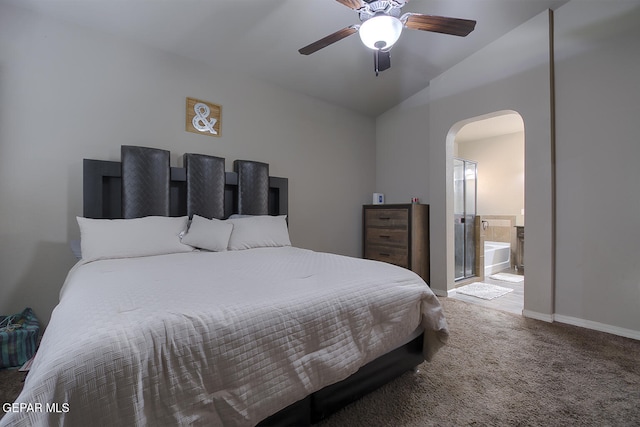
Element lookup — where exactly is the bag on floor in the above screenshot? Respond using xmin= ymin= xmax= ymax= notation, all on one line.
xmin=0 ymin=307 xmax=40 ymax=368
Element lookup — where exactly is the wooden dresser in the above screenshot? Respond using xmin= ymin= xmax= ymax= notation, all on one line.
xmin=363 ymin=204 xmax=430 ymax=284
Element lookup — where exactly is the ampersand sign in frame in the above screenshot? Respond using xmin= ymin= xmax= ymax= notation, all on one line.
xmin=186 ymin=97 xmax=221 ymax=137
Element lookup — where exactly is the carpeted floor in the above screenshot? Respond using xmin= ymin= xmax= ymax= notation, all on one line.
xmin=0 ymin=368 xmax=27 ymax=412
xmin=319 ymin=298 xmax=640 ymax=426
xmin=2 ymin=298 xmax=639 ymax=426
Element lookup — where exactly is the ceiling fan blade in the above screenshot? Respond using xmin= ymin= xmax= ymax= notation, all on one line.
xmin=404 ymin=13 xmax=476 ymax=37
xmin=335 ymin=0 xmax=365 ymax=10
xmin=298 ymin=26 xmax=358 ymax=55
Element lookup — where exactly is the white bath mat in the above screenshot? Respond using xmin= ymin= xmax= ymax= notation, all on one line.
xmin=489 ymin=273 xmax=524 ymax=283
xmin=455 ymin=282 xmax=514 ymax=300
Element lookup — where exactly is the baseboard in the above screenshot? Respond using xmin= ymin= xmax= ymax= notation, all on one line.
xmin=522 ymin=310 xmax=640 ymax=340
xmin=522 ymin=310 xmax=554 ymax=323
xmin=432 ymin=288 xmax=449 ymax=298
xmin=554 ymin=314 xmax=640 ymax=341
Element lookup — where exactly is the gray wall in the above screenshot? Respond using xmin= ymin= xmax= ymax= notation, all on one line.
xmin=375 ymin=89 xmax=431 ymax=205
xmin=553 ymin=1 xmax=640 ymax=335
xmin=376 ymin=1 xmax=640 ymax=338
xmin=0 ymin=4 xmax=375 ymax=325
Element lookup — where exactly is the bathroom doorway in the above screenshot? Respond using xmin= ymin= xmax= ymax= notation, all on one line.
xmin=450 ymin=111 xmax=525 ymax=314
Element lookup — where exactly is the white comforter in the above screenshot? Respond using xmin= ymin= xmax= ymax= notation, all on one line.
xmin=2 ymin=247 xmax=448 ymax=427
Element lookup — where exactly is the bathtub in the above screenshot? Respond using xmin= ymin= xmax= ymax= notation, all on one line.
xmin=484 ymin=241 xmax=511 ymax=275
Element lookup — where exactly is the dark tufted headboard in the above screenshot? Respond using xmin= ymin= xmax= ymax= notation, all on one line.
xmin=185 ymin=153 xmax=226 ymax=219
xmin=83 ymin=146 xmax=287 ymax=220
xmin=234 ymin=160 xmax=269 ymax=216
xmin=121 ymin=145 xmax=171 ymax=218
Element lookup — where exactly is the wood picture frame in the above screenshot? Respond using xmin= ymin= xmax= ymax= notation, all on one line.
xmin=186 ymin=97 xmax=221 ymax=137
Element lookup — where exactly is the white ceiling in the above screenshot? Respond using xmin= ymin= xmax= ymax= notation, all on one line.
xmin=7 ymin=0 xmax=568 ymax=117
xmin=455 ymin=113 xmax=524 ymax=143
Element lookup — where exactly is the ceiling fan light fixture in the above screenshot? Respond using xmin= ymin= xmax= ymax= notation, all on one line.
xmin=359 ymin=14 xmax=403 ymax=50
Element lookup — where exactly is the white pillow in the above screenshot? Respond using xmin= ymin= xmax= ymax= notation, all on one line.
xmin=226 ymin=215 xmax=291 ymax=250
xmin=77 ymin=216 xmax=193 ymax=262
xmin=180 ymin=215 xmax=233 ymax=252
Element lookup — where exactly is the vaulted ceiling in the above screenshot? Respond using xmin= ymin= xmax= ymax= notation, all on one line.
xmin=7 ymin=0 xmax=568 ymax=117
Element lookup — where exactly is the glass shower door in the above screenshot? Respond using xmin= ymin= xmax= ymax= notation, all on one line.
xmin=454 ymin=158 xmax=477 ymax=280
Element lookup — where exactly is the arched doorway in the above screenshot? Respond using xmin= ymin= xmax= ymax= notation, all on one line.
xmin=447 ymin=111 xmax=525 ymax=314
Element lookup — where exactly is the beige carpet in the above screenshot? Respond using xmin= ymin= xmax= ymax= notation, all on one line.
xmin=0 ymin=369 xmax=26 ymax=415
xmin=2 ymin=298 xmax=639 ymax=426
xmin=319 ymin=298 xmax=640 ymax=426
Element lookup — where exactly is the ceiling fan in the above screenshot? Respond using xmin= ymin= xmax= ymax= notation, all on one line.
xmin=299 ymin=0 xmax=476 ymax=75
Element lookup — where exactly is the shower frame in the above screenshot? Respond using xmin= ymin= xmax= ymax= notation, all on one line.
xmin=454 ymin=158 xmax=478 ymax=281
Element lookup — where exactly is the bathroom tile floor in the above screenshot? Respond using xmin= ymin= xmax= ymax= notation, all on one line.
xmin=449 ymin=268 xmax=524 ymax=316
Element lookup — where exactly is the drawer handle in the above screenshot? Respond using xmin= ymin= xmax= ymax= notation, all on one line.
xmin=379 ymin=235 xmax=391 ymax=239
xmin=379 ymin=253 xmax=390 ymax=257
xmin=379 ymin=216 xmax=391 ymax=220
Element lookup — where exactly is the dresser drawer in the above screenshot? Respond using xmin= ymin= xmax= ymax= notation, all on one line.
xmin=364 ymin=208 xmax=408 ymax=229
xmin=364 ymin=246 xmax=409 ymax=268
xmin=363 ymin=204 xmax=430 ymax=283
xmin=365 ymin=228 xmax=408 ymax=247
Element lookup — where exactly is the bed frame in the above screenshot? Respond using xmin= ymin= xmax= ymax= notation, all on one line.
xmin=83 ymin=145 xmax=424 ymax=426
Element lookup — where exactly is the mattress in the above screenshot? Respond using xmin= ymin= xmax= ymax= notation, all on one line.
xmin=1 ymin=247 xmax=448 ymax=427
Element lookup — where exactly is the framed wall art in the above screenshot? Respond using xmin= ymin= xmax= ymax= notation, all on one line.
xmin=186 ymin=97 xmax=221 ymax=137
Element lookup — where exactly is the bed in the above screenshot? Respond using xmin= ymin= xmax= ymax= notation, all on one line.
xmin=1 ymin=146 xmax=448 ymax=427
